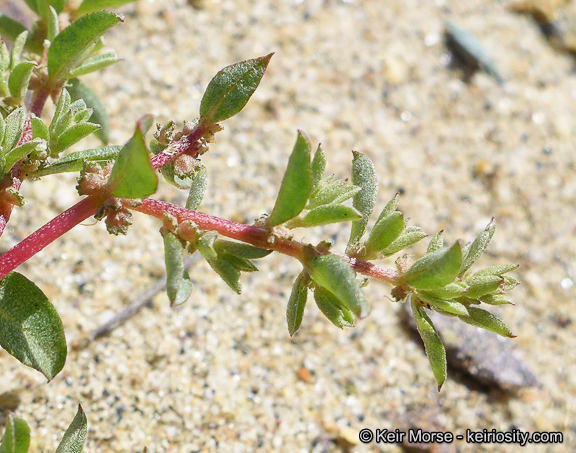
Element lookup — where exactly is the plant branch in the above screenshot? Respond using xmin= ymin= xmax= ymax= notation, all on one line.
xmin=132 ymin=198 xmax=399 ymax=285
xmin=150 ymin=124 xmax=207 ymax=170
xmin=0 ymin=196 xmax=101 ymax=278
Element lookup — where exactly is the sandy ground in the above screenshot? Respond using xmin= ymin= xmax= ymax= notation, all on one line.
xmin=1 ymin=0 xmax=576 ymax=451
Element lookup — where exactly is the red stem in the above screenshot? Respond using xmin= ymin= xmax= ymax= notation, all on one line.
xmin=150 ymin=125 xmax=206 ymax=170
xmin=132 ymin=198 xmax=399 ymax=284
xmin=0 ymin=196 xmax=100 ymax=278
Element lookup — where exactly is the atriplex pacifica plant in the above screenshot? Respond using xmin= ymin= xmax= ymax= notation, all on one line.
xmin=0 ymin=1 xmax=519 ymax=450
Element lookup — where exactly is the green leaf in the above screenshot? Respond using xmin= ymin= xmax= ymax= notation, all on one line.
xmin=364 ymin=211 xmax=405 ymax=258
xmin=55 ymin=405 xmax=88 ymax=453
xmin=419 ymin=282 xmax=468 ymax=300
xmin=479 ymin=294 xmax=514 ymax=306
xmin=308 ymin=254 xmax=369 ymax=319
xmin=286 ymin=271 xmax=308 ymax=336
xmin=459 ymin=218 xmax=495 ymax=276
xmin=0 ymin=16 xmax=27 ymax=48
xmin=0 ymin=272 xmax=67 ymax=381
xmin=307 ymin=179 xmax=361 ymax=210
xmin=77 ymin=0 xmax=138 ymax=16
xmin=68 ymin=52 xmax=121 ymax=78
xmin=411 ymin=295 xmax=447 ymax=391
xmin=4 ymin=138 xmax=45 ymax=172
xmin=465 ymin=274 xmax=503 ymax=299
xmin=0 ymin=114 xmax=5 ymax=148
xmin=163 ymin=230 xmax=193 ymax=306
xmin=197 ymin=233 xmax=242 ymax=294
xmin=379 ymin=226 xmax=427 ymax=256
xmin=7 ymin=61 xmax=36 ymax=101
xmin=47 ymin=11 xmax=123 ymax=81
xmin=293 ymin=204 xmax=361 ymax=228
xmin=30 ymin=116 xmax=49 ymax=141
xmin=200 ymin=53 xmax=273 ymax=123
xmin=314 ymin=284 xmax=355 ymax=329
xmin=0 ymin=414 xmax=30 ymax=453
xmin=268 ymin=130 xmax=312 ymax=226
xmin=416 ymin=292 xmax=469 ymax=317
xmin=10 ymin=31 xmax=28 ymax=70
xmin=47 ymin=6 xmax=59 ymax=41
xmin=427 ymin=230 xmax=444 ymax=253
xmin=52 ymin=122 xmax=100 ymax=154
xmin=374 ymin=193 xmax=399 ymax=224
xmin=472 ymin=263 xmax=519 ymax=278
xmin=49 ymin=89 xmax=71 ymax=139
xmin=185 ymin=164 xmax=208 ymax=210
xmin=67 ymin=78 xmax=110 ymax=144
xmin=34 ymin=146 xmax=120 ymax=176
xmin=458 ymin=307 xmax=515 ymax=338
xmin=2 ymin=107 xmax=26 ymax=153
xmin=311 ymin=144 xmax=326 ymax=189
xmin=348 ymin=151 xmax=377 ymax=246
xmin=218 ymin=251 xmax=258 ymax=272
xmin=404 ymin=241 xmax=463 ymax=290
xmin=109 ymin=115 xmax=158 ymax=198
xmin=213 ymin=240 xmax=271 ymax=259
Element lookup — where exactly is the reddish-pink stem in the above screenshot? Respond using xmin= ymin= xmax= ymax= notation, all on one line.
xmin=0 ymin=196 xmax=100 ymax=278
xmin=132 ymin=198 xmax=399 ymax=284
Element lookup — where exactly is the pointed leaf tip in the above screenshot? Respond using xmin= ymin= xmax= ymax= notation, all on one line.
xmin=348 ymin=151 xmax=377 ymax=246
xmin=55 ymin=405 xmax=88 ymax=453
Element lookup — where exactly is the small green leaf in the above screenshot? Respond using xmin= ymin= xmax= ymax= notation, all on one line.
xmin=109 ymin=115 xmax=158 ymax=198
xmin=417 ymin=293 xmax=469 ymax=317
xmin=293 ymin=204 xmax=362 ymax=228
xmin=185 ymin=164 xmax=208 ymax=210
xmin=30 ymin=116 xmax=49 ymax=141
xmin=411 ymin=295 xmax=447 ymax=391
xmin=268 ymin=130 xmax=312 ymax=226
xmin=374 ymin=193 xmax=399 ymax=224
xmin=419 ymin=281 xmax=468 ymax=299
xmin=308 ymin=254 xmax=369 ymax=319
xmin=47 ymin=6 xmax=59 ymax=41
xmin=34 ymin=146 xmax=120 ymax=176
xmin=458 ymin=307 xmax=515 ymax=338
xmin=49 ymin=89 xmax=71 ymax=139
xmin=51 ymin=0 xmax=68 ymax=14
xmin=465 ymin=274 xmax=503 ymax=298
xmin=213 ymin=240 xmax=272 ymax=259
xmin=307 ymin=179 xmax=361 ymax=210
xmin=479 ymin=294 xmax=514 ymax=305
xmin=67 ymin=78 xmax=110 ymax=144
xmin=163 ymin=230 xmax=193 ymax=306
xmin=218 ymin=251 xmax=258 ymax=272
xmin=380 ymin=226 xmax=427 ymax=256
xmin=77 ymin=0 xmax=138 ymax=16
xmin=8 ymin=61 xmax=36 ymax=101
xmin=314 ymin=284 xmax=355 ymax=328
xmin=0 ymin=114 xmax=5 ymax=148
xmin=0 ymin=414 xmax=30 ymax=453
xmin=2 ymin=107 xmax=26 ymax=153
xmin=4 ymin=138 xmax=45 ymax=172
xmin=472 ymin=263 xmax=519 ymax=278
xmin=47 ymin=11 xmax=123 ymax=81
xmin=68 ymin=52 xmax=121 ymax=78
xmin=52 ymin=122 xmax=100 ymax=154
xmin=348 ymin=151 xmax=377 ymax=246
xmin=197 ymin=232 xmax=242 ymax=294
xmin=55 ymin=405 xmax=88 ymax=453
xmin=459 ymin=218 xmax=495 ymax=276
xmin=0 ymin=16 xmax=27 ymax=48
xmin=364 ymin=211 xmax=405 ymax=258
xmin=311 ymin=144 xmax=326 ymax=189
xmin=427 ymin=230 xmax=444 ymax=253
xmin=286 ymin=271 xmax=308 ymax=336
xmin=404 ymin=241 xmax=463 ymax=290
xmin=0 ymin=272 xmax=67 ymax=381
xmin=10 ymin=31 xmax=28 ymax=70
xmin=200 ymin=53 xmax=273 ymax=123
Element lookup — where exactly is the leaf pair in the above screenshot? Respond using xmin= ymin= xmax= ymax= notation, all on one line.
xmin=268 ymin=133 xmax=362 ymax=229
xmin=0 ymin=405 xmax=87 ymax=453
xmin=0 ymin=31 xmax=36 ymax=104
xmin=345 ymin=153 xmax=426 ymax=257
xmin=286 ymin=255 xmax=370 ymax=336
